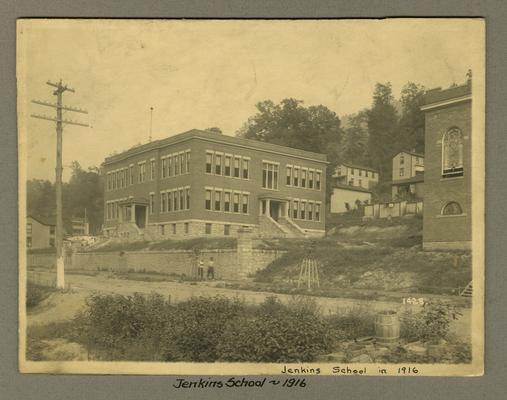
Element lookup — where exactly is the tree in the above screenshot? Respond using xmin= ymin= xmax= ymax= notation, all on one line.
xmin=367 ymin=83 xmax=400 ymax=182
xmin=340 ymin=110 xmax=369 ymax=165
xmin=237 ymin=98 xmax=342 ymax=202
xmin=398 ymin=82 xmax=426 ymax=154
xmin=26 ymin=161 xmax=104 ymax=235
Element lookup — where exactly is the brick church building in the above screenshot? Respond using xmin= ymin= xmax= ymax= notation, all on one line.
xmin=102 ymin=129 xmax=327 ymax=241
xmin=421 ymin=77 xmax=472 ymax=250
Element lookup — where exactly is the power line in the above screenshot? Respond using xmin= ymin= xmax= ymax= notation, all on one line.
xmin=30 ymin=79 xmax=89 ymax=289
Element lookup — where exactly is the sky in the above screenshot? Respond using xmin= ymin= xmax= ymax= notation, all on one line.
xmin=17 ymin=19 xmax=484 ymax=181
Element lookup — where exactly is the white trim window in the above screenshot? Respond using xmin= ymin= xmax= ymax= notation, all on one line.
xmin=214 ymin=189 xmax=222 ymax=211
xmin=315 ymin=171 xmax=322 ymax=190
xmin=224 ymin=191 xmax=231 ymax=212
xmin=224 ymin=155 xmax=232 ymax=176
xmin=242 ymin=193 xmax=249 ymax=214
xmin=149 ymin=192 xmax=155 ymax=214
xmin=205 ymin=189 xmax=212 ymax=210
xmin=150 ymin=159 xmax=156 ymax=180
xmin=242 ymin=158 xmax=250 ymax=179
xmin=442 ymin=127 xmax=464 ymax=178
xmin=286 ymin=165 xmax=293 ymax=186
xmin=205 ymin=152 xmax=213 ymax=174
xmin=215 ymin=153 xmax=222 ymax=175
xmin=262 ymin=161 xmax=279 ymax=190
xmin=138 ymin=162 xmax=146 ymax=183
xmin=233 ymin=192 xmax=240 ymax=213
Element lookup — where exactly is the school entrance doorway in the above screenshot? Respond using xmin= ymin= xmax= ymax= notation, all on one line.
xmin=119 ymin=198 xmax=149 ymax=228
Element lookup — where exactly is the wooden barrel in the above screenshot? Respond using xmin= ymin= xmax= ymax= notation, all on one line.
xmin=375 ymin=311 xmax=400 ymax=345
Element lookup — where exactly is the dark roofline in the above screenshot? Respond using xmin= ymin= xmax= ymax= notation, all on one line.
xmin=421 ymin=80 xmax=472 ymax=108
xmin=28 ymin=214 xmax=56 ymax=226
xmin=104 ymin=129 xmax=328 ymax=166
xmin=332 ymin=183 xmax=372 ymax=193
xmin=338 ymin=162 xmax=378 ymax=173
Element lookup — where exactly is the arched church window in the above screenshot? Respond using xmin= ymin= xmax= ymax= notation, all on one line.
xmin=442 ymin=201 xmax=463 ymax=216
xmin=442 ymin=127 xmax=464 ymax=178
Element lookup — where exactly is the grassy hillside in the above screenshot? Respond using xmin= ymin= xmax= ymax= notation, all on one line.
xmin=254 ymin=216 xmax=471 ymax=296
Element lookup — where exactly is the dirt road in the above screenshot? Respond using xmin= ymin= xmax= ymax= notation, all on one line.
xmin=27 ymin=271 xmax=471 ymax=339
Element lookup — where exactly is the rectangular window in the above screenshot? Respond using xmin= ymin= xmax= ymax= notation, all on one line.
xmin=172 ymin=223 xmax=176 ymax=235
xmin=224 ymin=224 xmax=230 ymax=236
xmin=233 ymin=193 xmax=240 ymax=213
xmin=205 ymin=223 xmax=212 ymax=235
xmin=168 ymin=156 xmax=173 ymax=176
xmin=215 ymin=190 xmax=222 ymax=211
xmin=400 ymin=168 xmax=405 ymax=177
xmin=149 ymin=193 xmax=155 ymax=214
xmin=242 ymin=194 xmax=249 ymax=214
xmin=224 ymin=191 xmax=231 ymax=212
xmin=167 ymin=191 xmax=173 ymax=212
xmin=293 ymin=167 xmax=299 ymax=187
xmin=180 ymin=189 xmax=184 ymax=211
xmin=293 ymin=201 xmax=299 ymax=219
xmin=308 ymin=203 xmax=313 ymax=220
xmin=184 ymin=222 xmax=189 ymax=234
xmin=262 ymin=162 xmax=279 ymax=189
xmin=27 ymin=223 xmax=32 ymax=235
xmin=174 ymin=190 xmax=179 ymax=211
xmin=215 ymin=154 xmax=222 ymax=175
xmin=130 ymin=165 xmax=134 ymax=184
xmin=205 ymin=189 xmax=212 ymax=210
xmin=161 ymin=193 xmax=167 ymax=212
xmin=160 ymin=225 xmax=165 ymax=236
xmin=316 ymin=171 xmax=321 ymax=190
xmin=242 ymin=159 xmax=249 ymax=179
xmin=162 ymin=158 xmax=167 ymax=178
xmin=315 ymin=203 xmax=321 ymax=221
xmin=308 ymin=170 xmax=314 ymax=189
xmin=234 ymin=157 xmax=240 ymax=178
xmin=49 ymin=226 xmax=55 ymax=235
xmin=180 ymin=152 xmax=185 ymax=174
xmin=27 ymin=237 xmax=32 ymax=248
xmin=150 ymin=160 xmax=156 ymax=180
xmin=174 ymin=154 xmax=180 ymax=175
xmin=301 ymin=169 xmax=307 ymax=188
xmin=300 ymin=202 xmax=306 ymax=220
xmin=138 ymin=162 xmax=146 ymax=183
xmin=225 ymin=155 xmax=231 ymax=176
xmin=206 ymin=152 xmax=213 ymax=173
xmin=186 ymin=188 xmax=190 ymax=210
xmin=186 ymin=151 xmax=191 ymax=173
xmin=286 ymin=166 xmax=292 ymax=185
xmin=49 ymin=238 xmax=55 ymax=247
xmin=400 ymin=155 xmax=405 ymax=165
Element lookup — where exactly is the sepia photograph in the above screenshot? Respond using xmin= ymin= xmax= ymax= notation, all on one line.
xmin=17 ymin=18 xmax=484 ymax=376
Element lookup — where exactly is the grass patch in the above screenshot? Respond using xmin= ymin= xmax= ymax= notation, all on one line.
xmin=26 ymin=282 xmax=57 ymax=308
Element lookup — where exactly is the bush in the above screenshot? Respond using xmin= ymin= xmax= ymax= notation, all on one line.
xmin=400 ymin=301 xmax=457 ymax=343
xmin=217 ymin=296 xmax=333 ymax=362
xmin=160 ymin=296 xmax=244 ymax=361
xmin=26 ymin=282 xmax=56 ymax=308
xmin=72 ymin=292 xmax=172 ymax=360
xmin=325 ymin=307 xmax=375 ymax=340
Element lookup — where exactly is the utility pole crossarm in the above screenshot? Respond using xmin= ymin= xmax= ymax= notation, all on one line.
xmin=31 ymin=114 xmax=89 ymax=127
xmin=46 ymin=80 xmax=75 ymax=92
xmin=32 ymin=100 xmax=88 ymax=114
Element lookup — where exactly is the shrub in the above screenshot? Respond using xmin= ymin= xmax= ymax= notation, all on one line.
xmin=72 ymin=292 xmax=172 ymax=360
xmin=325 ymin=307 xmax=375 ymax=340
xmin=217 ymin=296 xmax=333 ymax=362
xmin=399 ymin=301 xmax=456 ymax=343
xmin=160 ymin=296 xmax=244 ymax=362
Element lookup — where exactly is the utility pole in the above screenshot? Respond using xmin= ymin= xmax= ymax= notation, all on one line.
xmin=31 ymin=80 xmax=88 ymax=289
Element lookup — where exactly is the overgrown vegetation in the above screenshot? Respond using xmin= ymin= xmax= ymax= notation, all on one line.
xmin=69 ymin=293 xmax=334 ymax=362
xmin=26 ymin=282 xmax=57 ymax=308
xmin=26 ymin=293 xmax=469 ymax=363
